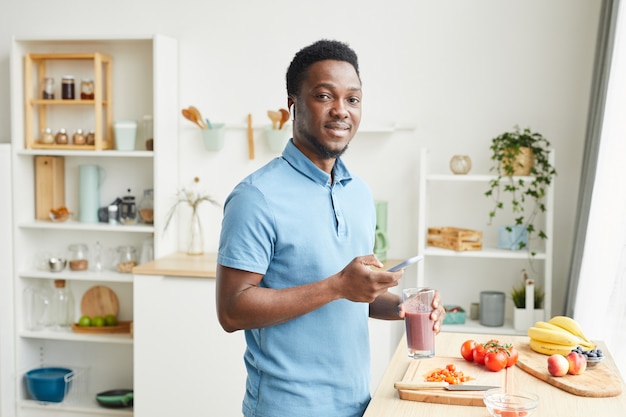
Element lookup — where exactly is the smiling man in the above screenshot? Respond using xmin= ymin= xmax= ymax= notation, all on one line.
xmin=216 ymin=39 xmax=443 ymax=417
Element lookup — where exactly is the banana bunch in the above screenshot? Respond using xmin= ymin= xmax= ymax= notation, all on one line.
xmin=528 ymin=316 xmax=596 ymax=356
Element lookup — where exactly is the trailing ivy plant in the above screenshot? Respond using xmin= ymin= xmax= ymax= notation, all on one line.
xmin=485 ymin=125 xmax=557 ymax=255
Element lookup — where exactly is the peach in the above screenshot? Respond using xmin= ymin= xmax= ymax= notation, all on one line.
xmin=547 ymin=354 xmax=569 ymax=377
xmin=566 ymin=351 xmax=587 ymax=375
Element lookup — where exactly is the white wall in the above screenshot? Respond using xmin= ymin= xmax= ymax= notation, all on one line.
xmin=0 ymin=0 xmax=599 ymax=354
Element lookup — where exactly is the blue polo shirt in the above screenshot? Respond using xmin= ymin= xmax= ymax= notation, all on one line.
xmin=218 ymin=139 xmax=376 ymax=417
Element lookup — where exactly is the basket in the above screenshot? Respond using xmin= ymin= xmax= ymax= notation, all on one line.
xmin=427 ymin=227 xmax=482 ymax=251
xmin=501 ymin=146 xmax=534 ymax=176
xmin=443 ymin=305 xmax=466 ymax=325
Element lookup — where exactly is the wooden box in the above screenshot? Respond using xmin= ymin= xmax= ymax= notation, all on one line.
xmin=34 ymin=156 xmax=65 ymax=220
xmin=427 ymin=227 xmax=482 ymax=251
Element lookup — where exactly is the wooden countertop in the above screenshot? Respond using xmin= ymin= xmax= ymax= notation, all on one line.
xmin=133 ymin=252 xmax=217 ymax=278
xmin=364 ymin=332 xmax=626 ymax=416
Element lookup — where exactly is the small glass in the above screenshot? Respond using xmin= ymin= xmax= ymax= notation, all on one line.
xmin=61 ymin=75 xmax=75 ymax=100
xmin=402 ymin=288 xmax=436 ymax=359
xmin=115 ymin=245 xmax=137 ymax=273
xmin=42 ymin=77 xmax=55 ymax=99
xmin=80 ymin=79 xmax=94 ymax=99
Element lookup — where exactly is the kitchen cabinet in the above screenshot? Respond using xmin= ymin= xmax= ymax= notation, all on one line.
xmin=416 ymin=149 xmax=554 ymax=335
xmin=9 ymin=35 xmax=179 ymax=416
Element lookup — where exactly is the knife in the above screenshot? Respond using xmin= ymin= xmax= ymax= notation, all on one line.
xmin=394 ymin=381 xmax=499 ymax=391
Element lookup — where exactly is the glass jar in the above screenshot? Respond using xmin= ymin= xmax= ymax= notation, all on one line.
xmin=61 ymin=75 xmax=75 ymax=100
xmin=138 ymin=189 xmax=154 ymax=224
xmin=68 ymin=243 xmax=89 ymax=271
xmin=86 ymin=130 xmax=96 ymax=146
xmin=41 ymin=127 xmax=55 ymax=144
xmin=23 ymin=282 xmax=52 ymax=331
xmin=120 ymin=192 xmax=138 ymax=225
xmin=42 ymin=77 xmax=55 ymax=99
xmin=73 ymin=129 xmax=86 ymax=145
xmin=55 ymin=128 xmax=69 ymax=145
xmin=80 ymin=79 xmax=94 ymax=99
xmin=115 ymin=245 xmax=137 ymax=273
xmin=143 ymin=115 xmax=154 ymax=150
xmin=50 ymin=280 xmax=75 ymax=330
xmin=449 ymin=155 xmax=472 ymax=175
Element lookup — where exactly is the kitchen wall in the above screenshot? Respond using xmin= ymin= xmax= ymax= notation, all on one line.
xmin=0 ymin=1 xmax=599 ymax=327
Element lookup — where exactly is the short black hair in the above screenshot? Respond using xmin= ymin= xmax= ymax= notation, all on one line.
xmin=286 ymin=39 xmax=360 ymax=97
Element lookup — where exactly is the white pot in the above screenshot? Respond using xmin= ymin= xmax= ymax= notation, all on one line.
xmin=513 ymin=308 xmax=544 ymax=332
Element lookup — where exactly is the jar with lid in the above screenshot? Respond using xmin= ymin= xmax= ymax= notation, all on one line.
xmin=68 ymin=243 xmax=89 ymax=271
xmin=61 ymin=76 xmax=75 ymax=100
xmin=115 ymin=245 xmax=137 ymax=273
xmin=42 ymin=77 xmax=55 ymax=99
xmin=55 ymin=128 xmax=69 ymax=145
xmin=86 ymin=130 xmax=96 ymax=146
xmin=49 ymin=280 xmax=75 ymax=330
xmin=73 ymin=129 xmax=86 ymax=145
xmin=449 ymin=155 xmax=472 ymax=175
xmin=41 ymin=127 xmax=55 ymax=144
xmin=80 ymin=79 xmax=94 ymax=99
xmin=138 ymin=189 xmax=154 ymax=224
xmin=119 ymin=190 xmax=138 ymax=225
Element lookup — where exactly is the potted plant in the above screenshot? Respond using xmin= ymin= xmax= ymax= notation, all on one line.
xmin=511 ymin=269 xmax=545 ymax=331
xmin=485 ymin=125 xmax=556 ymax=254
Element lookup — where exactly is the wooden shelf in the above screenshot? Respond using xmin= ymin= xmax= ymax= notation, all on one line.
xmin=24 ymin=52 xmax=113 ymax=150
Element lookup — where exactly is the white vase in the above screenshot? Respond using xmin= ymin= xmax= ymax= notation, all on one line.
xmin=513 ymin=308 xmax=544 ymax=332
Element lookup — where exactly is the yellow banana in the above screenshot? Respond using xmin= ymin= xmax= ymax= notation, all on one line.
xmin=548 ymin=315 xmax=593 ymax=344
xmin=527 ymin=327 xmax=581 ymax=346
xmin=533 ymin=321 xmax=596 ymax=349
xmin=529 ymin=338 xmax=577 ymax=356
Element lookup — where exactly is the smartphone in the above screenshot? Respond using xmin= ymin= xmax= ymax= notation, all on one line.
xmin=387 ymin=255 xmax=423 ymax=272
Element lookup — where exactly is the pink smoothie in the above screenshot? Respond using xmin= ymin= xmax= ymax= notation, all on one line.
xmin=405 ymin=310 xmax=435 ymax=352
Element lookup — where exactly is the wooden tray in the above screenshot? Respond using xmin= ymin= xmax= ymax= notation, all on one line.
xmin=516 ymin=341 xmax=623 ymax=397
xmin=396 ymin=356 xmax=510 ymax=406
xmin=71 ymin=320 xmax=131 ymax=334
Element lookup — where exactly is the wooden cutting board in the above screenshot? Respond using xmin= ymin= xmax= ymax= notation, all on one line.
xmin=396 ymin=356 xmax=511 ymax=406
xmin=516 ymin=341 xmax=622 ymax=397
xmin=80 ymin=285 xmax=119 ymax=318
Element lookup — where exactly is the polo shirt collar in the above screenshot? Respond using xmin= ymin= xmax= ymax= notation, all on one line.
xmin=282 ymin=139 xmax=353 ymax=186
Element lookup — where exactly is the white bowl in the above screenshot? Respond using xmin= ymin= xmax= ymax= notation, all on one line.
xmin=483 ymin=388 xmax=539 ymax=417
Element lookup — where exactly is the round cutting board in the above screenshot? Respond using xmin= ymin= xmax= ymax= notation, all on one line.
xmin=81 ymin=285 xmax=119 ymax=318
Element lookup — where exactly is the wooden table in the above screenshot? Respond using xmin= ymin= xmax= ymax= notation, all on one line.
xmin=364 ymin=332 xmax=626 ymax=416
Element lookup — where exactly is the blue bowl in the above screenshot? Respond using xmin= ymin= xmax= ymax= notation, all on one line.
xmin=25 ymin=367 xmax=73 ymax=403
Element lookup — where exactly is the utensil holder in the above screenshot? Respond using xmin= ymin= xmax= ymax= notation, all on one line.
xmin=202 ymin=124 xmax=225 ymax=151
xmin=264 ymin=125 xmax=290 ymax=152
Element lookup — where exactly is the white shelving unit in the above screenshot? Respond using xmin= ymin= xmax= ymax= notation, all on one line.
xmin=416 ymin=148 xmax=554 ymax=335
xmin=10 ymin=35 xmax=179 ymax=416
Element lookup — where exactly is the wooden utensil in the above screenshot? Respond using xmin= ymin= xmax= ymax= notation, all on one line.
xmin=81 ymin=285 xmax=119 ymax=318
xmin=395 ymin=356 xmax=510 ymax=406
xmin=278 ymin=108 xmax=289 ymax=130
xmin=516 ymin=341 xmax=622 ymax=397
xmin=267 ymin=110 xmax=281 ymax=130
xmin=181 ymin=108 xmax=205 ymax=129
xmin=247 ymin=113 xmax=254 ymax=159
xmin=188 ymin=106 xmax=208 ymax=129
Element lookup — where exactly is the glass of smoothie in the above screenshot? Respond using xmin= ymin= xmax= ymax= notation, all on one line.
xmin=402 ymin=287 xmax=436 ymax=359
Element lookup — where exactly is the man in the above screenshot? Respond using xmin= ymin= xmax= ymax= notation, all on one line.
xmin=216 ymin=39 xmax=444 ymax=417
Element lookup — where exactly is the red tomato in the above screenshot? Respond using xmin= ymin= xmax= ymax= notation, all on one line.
xmin=484 ymin=350 xmax=508 ymax=372
xmin=460 ymin=340 xmax=477 ymax=362
xmin=473 ymin=344 xmax=487 ymax=365
xmin=505 ymin=346 xmax=519 ymax=368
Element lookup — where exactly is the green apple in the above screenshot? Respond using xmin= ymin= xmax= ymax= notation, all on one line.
xmin=78 ymin=315 xmax=92 ymax=327
xmin=92 ymin=316 xmax=105 ymax=327
xmin=104 ymin=314 xmax=118 ymax=326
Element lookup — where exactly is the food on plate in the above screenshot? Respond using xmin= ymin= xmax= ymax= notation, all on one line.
xmin=76 ymin=314 xmax=119 ymax=327
xmin=424 ymin=363 xmax=472 ymax=385
xmin=547 ymin=354 xmax=569 ymax=377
